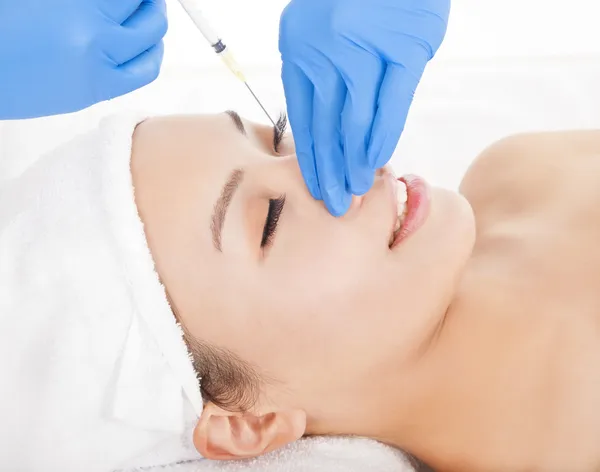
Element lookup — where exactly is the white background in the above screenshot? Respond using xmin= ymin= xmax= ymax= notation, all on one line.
xmin=2 ymin=0 xmax=600 ymax=188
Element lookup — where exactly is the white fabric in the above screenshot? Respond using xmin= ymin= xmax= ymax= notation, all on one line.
xmin=0 ymin=115 xmax=203 ymax=472
xmin=123 ymin=437 xmax=417 ymax=472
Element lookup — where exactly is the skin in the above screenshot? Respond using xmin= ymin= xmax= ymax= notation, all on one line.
xmin=427 ymin=131 xmax=600 ymax=472
xmin=131 ymin=114 xmax=600 ymax=471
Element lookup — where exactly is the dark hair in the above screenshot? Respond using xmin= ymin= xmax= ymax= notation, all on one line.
xmin=164 ymin=289 xmax=262 ymax=412
xmin=406 ymin=454 xmax=436 ymax=472
xmin=182 ymin=330 xmax=262 ymax=412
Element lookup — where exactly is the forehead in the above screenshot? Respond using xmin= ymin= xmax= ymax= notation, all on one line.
xmin=152 ymin=113 xmax=253 ymax=169
xmin=136 ymin=113 xmax=268 ymax=213
xmin=133 ymin=112 xmax=266 ymax=234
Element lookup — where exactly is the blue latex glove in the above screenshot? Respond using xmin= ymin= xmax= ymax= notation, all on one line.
xmin=0 ymin=0 xmax=168 ymax=120
xmin=279 ymin=0 xmax=450 ymax=216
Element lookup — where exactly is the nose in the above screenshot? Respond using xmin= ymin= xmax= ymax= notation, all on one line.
xmin=348 ymin=195 xmax=365 ymax=211
xmin=346 ymin=166 xmax=395 ymax=212
xmin=377 ymin=165 xmax=396 ymax=179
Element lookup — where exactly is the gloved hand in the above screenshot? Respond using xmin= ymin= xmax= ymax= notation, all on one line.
xmin=279 ymin=0 xmax=450 ymax=216
xmin=0 ymin=0 xmax=168 ymax=120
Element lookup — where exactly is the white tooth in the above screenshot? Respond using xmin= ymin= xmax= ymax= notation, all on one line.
xmin=396 ymin=180 xmax=408 ymax=204
xmin=390 ymin=180 xmax=409 ymax=246
xmin=397 ymin=202 xmax=406 ymax=218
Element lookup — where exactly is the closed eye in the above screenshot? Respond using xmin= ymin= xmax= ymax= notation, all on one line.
xmin=261 ymin=195 xmax=286 ymax=250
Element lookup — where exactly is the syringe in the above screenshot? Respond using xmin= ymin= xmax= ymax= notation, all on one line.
xmin=176 ymin=0 xmax=276 ymax=126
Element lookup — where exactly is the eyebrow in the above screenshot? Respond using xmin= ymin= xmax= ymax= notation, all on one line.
xmin=211 ymin=168 xmax=245 ymax=252
xmin=225 ymin=110 xmax=246 ymax=135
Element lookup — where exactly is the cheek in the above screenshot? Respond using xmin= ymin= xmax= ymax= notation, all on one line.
xmin=274 ymin=223 xmax=385 ymax=300
xmin=265 ymin=203 xmax=395 ymax=328
xmin=260 ymin=260 xmax=408 ymax=390
xmin=266 ymin=239 xmax=392 ymax=343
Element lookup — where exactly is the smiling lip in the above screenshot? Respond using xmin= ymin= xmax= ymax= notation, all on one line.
xmin=390 ymin=175 xmax=431 ymax=249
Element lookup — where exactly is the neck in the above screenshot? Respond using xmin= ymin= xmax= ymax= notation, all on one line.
xmin=382 ymin=276 xmax=557 ymax=471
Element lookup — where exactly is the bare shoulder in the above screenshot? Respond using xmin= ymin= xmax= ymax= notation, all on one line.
xmin=459 ymin=130 xmax=600 ymax=208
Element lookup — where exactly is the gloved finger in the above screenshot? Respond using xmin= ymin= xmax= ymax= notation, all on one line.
xmin=105 ymin=0 xmax=168 ymax=66
xmin=110 ymin=41 xmax=164 ymax=99
xmin=368 ymin=63 xmax=419 ymax=170
xmin=339 ymin=51 xmax=384 ymax=195
xmin=281 ymin=61 xmax=321 ymax=200
xmin=312 ymin=65 xmax=351 ymax=217
xmin=100 ymin=0 xmax=148 ymax=24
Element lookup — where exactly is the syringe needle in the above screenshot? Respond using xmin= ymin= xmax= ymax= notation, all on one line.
xmin=176 ymin=0 xmax=277 ymax=127
xmin=244 ymin=82 xmax=276 ymax=127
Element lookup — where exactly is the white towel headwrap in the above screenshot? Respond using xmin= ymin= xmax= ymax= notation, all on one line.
xmin=0 ymin=114 xmax=203 ymax=471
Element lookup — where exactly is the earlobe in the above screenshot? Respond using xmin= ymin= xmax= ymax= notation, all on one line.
xmin=193 ymin=403 xmax=306 ymax=460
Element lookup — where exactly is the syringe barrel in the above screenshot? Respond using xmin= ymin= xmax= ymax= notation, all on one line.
xmin=177 ymin=0 xmax=220 ymax=46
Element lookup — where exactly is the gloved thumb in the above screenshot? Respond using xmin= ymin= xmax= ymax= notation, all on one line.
xmin=367 ymin=63 xmax=420 ymax=170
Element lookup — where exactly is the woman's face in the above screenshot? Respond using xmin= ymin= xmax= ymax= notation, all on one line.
xmin=132 ymin=112 xmax=475 ymax=438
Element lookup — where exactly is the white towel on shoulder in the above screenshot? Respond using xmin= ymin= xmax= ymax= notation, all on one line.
xmin=123 ymin=437 xmax=418 ymax=472
xmin=0 ymin=114 xmax=203 ymax=472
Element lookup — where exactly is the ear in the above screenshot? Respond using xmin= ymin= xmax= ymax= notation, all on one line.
xmin=193 ymin=403 xmax=306 ymax=460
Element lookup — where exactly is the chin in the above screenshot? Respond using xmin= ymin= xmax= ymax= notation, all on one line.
xmin=432 ymin=187 xmax=475 ymax=251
